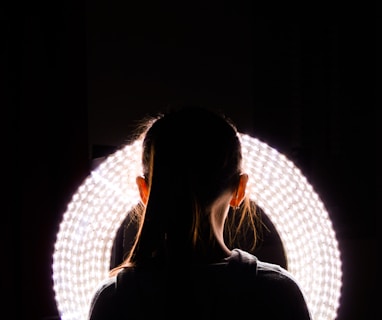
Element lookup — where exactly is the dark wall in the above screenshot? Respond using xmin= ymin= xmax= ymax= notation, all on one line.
xmin=6 ymin=1 xmax=89 ymax=319
xmin=6 ymin=2 xmax=377 ymax=319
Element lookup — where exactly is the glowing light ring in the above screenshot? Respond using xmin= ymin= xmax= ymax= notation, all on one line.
xmin=52 ymin=134 xmax=342 ymax=320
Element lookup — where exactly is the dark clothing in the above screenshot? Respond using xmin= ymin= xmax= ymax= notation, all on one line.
xmin=88 ymin=249 xmax=312 ymax=319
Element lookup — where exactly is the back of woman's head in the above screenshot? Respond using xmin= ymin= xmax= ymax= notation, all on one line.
xmin=129 ymin=106 xmax=245 ymax=266
xmin=142 ymin=106 xmax=242 ymax=204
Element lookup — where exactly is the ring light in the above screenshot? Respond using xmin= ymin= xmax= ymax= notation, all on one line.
xmin=52 ymin=133 xmax=342 ymax=320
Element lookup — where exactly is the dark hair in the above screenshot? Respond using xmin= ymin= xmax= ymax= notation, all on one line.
xmin=111 ymin=106 xmax=258 ymax=272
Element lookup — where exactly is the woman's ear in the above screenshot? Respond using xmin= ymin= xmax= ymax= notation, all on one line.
xmin=136 ymin=175 xmax=149 ymax=205
xmin=230 ymin=173 xmax=248 ymax=208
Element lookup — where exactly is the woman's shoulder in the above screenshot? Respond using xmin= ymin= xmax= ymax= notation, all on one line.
xmin=224 ymin=249 xmax=312 ymax=318
xmin=87 ymin=276 xmax=117 ymax=320
xmin=226 ymin=248 xmax=286 ymax=273
xmin=226 ymin=248 xmax=303 ymax=288
xmin=90 ymin=276 xmax=116 ymax=299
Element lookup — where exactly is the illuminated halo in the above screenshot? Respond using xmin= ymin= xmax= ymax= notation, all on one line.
xmin=52 ymin=133 xmax=342 ymax=320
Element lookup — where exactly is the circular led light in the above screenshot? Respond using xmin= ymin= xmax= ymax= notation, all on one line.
xmin=52 ymin=134 xmax=342 ymax=320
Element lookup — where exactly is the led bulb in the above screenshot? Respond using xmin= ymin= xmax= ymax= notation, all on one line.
xmin=52 ymin=134 xmax=342 ymax=320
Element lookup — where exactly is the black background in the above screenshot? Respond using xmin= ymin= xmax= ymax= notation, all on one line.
xmin=5 ymin=1 xmax=378 ymax=319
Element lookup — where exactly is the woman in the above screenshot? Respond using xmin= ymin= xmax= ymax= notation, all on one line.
xmin=88 ymin=106 xmax=312 ymax=319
